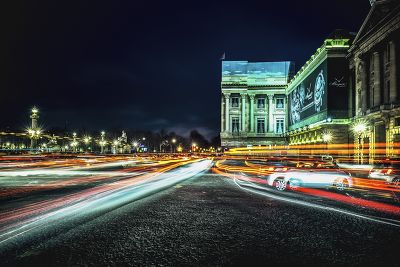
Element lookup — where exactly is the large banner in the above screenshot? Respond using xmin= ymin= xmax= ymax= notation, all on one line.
xmin=289 ymin=61 xmax=328 ymax=127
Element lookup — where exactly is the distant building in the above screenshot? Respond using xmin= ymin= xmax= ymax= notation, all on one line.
xmin=348 ymin=0 xmax=400 ymax=162
xmin=287 ymin=31 xmax=354 ymax=157
xmin=220 ymin=61 xmax=294 ymax=147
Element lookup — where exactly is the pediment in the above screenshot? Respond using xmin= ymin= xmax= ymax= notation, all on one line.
xmin=353 ymin=0 xmax=399 ymax=45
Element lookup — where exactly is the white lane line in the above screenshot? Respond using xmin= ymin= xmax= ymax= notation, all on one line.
xmin=233 ymin=178 xmax=400 ymax=228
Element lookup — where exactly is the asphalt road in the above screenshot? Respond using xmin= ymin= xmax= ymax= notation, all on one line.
xmin=0 ymin=159 xmax=399 ymax=266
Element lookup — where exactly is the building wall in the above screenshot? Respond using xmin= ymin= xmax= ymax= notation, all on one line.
xmin=220 ymin=88 xmax=288 ymax=147
xmin=220 ymin=61 xmax=293 ymax=147
xmin=348 ymin=0 xmax=400 ymax=162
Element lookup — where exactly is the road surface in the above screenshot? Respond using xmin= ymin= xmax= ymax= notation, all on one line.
xmin=0 ymin=156 xmax=399 ymax=266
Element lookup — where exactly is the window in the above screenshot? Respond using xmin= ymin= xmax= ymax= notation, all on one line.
xmin=231 ymin=97 xmax=239 ymax=108
xmin=257 ymin=98 xmax=265 ymax=109
xmin=276 ymin=98 xmax=284 ymax=109
xmin=395 ymin=117 xmax=400 ymax=127
xmin=275 ymin=119 xmax=284 ymax=134
xmin=257 ymin=118 xmax=265 ymax=134
xmin=232 ymin=117 xmax=240 ymax=133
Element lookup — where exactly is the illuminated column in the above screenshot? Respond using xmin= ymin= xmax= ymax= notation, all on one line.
xmin=30 ymin=107 xmax=39 ymax=149
xmin=220 ymin=96 xmax=224 ymax=132
xmin=373 ymin=52 xmax=381 ymax=106
xmin=241 ymin=93 xmax=246 ymax=132
xmin=224 ymin=93 xmax=230 ymax=132
xmin=249 ymin=95 xmax=255 ymax=132
xmin=268 ymin=94 xmax=274 ymax=133
xmin=390 ymin=41 xmax=397 ymax=102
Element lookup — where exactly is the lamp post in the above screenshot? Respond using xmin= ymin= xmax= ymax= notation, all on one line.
xmin=142 ymin=137 xmax=146 ymax=153
xmin=112 ymin=140 xmax=119 ymax=154
xmin=353 ymin=122 xmax=367 ymax=164
xmin=322 ymin=132 xmax=333 ymax=156
xmin=83 ymin=136 xmax=91 ymax=152
xmin=171 ymin=138 xmax=176 ymax=153
xmin=100 ymin=131 xmax=106 ymax=154
xmin=192 ymin=143 xmax=197 ymax=154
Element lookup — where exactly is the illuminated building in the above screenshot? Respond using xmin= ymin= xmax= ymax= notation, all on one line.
xmin=286 ymin=30 xmax=354 ymax=157
xmin=220 ymin=61 xmax=294 ymax=147
xmin=348 ymin=0 xmax=400 ymax=162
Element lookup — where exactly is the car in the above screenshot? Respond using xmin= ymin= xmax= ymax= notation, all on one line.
xmin=267 ymin=162 xmax=353 ymax=191
xmin=258 ymin=160 xmax=298 ymax=174
xmin=368 ymin=160 xmax=400 ymax=187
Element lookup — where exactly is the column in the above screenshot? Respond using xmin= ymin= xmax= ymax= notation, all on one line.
xmin=220 ymin=96 xmax=224 ymax=132
xmin=249 ymin=95 xmax=255 ymax=132
xmin=355 ymin=59 xmax=362 ymax=115
xmin=357 ymin=58 xmax=368 ymax=113
xmin=241 ymin=93 xmax=246 ymax=132
xmin=268 ymin=94 xmax=274 ymax=133
xmin=390 ymin=41 xmax=397 ymax=102
xmin=224 ymin=93 xmax=230 ymax=132
xmin=373 ymin=52 xmax=381 ymax=106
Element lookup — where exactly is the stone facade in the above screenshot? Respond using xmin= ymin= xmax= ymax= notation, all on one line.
xmin=220 ymin=61 xmax=293 ymax=147
xmin=348 ymin=0 xmax=400 ymax=163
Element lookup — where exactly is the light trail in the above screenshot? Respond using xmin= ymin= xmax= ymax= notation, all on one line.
xmin=213 ymin=161 xmax=400 ymax=223
xmin=232 ymin=177 xmax=400 ymax=228
xmin=0 ymin=159 xmax=212 ymax=245
xmin=0 ymin=157 xmax=195 ymax=199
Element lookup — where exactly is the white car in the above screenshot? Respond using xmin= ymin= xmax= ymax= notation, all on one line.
xmin=267 ymin=164 xmax=353 ymax=191
xmin=368 ymin=161 xmax=400 ymax=186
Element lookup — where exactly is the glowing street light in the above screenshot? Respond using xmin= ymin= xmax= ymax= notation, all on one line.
xmin=84 ymin=136 xmax=91 ymax=144
xmin=353 ymin=122 xmax=367 ymax=134
xmin=322 ymin=133 xmax=333 ymax=143
xmin=353 ymin=121 xmax=368 ymax=164
xmin=100 ymin=131 xmax=106 ymax=154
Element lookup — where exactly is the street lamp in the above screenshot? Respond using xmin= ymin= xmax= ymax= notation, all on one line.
xmin=322 ymin=132 xmax=333 ymax=155
xmin=353 ymin=121 xmax=367 ymax=164
xmin=171 ymin=138 xmax=176 ymax=153
xmin=192 ymin=143 xmax=197 ymax=153
xmin=100 ymin=131 xmax=106 ymax=154
xmin=83 ymin=136 xmax=91 ymax=152
xmin=27 ymin=128 xmax=42 ymax=150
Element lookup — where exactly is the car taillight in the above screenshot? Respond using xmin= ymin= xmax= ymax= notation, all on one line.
xmin=381 ymin=169 xmax=393 ymax=174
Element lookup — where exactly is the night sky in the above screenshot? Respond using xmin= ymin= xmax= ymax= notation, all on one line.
xmin=1 ymin=0 xmax=371 ymax=139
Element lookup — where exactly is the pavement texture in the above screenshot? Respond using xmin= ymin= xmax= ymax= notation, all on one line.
xmin=1 ymin=171 xmax=400 ymax=266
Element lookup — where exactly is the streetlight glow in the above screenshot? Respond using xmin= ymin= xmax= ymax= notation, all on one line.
xmin=322 ymin=133 xmax=333 ymax=143
xmin=353 ymin=122 xmax=367 ymax=134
